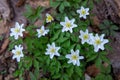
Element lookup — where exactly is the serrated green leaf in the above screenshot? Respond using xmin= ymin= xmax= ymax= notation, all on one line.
xmin=63 ymin=1 xmax=70 ymax=7
xmin=30 ymin=72 xmax=37 ymax=80
xmin=59 ymin=2 xmax=65 ymax=13
xmin=50 ymin=0 xmax=60 ymax=8
xmin=52 ymin=73 xmax=61 ymax=79
xmin=50 ymin=30 xmax=61 ymax=41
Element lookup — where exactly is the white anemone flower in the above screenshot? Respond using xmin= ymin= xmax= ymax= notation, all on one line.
xmin=36 ymin=26 xmax=49 ymax=38
xmin=77 ymin=6 xmax=89 ymax=19
xmin=10 ymin=22 xmax=25 ymax=40
xmin=65 ymin=49 xmax=84 ymax=66
xmin=79 ymin=29 xmax=93 ymax=44
xmin=46 ymin=13 xmax=54 ymax=23
xmin=12 ymin=45 xmax=24 ymax=62
xmin=91 ymin=34 xmax=109 ymax=52
xmin=60 ymin=16 xmax=77 ymax=33
xmin=45 ymin=42 xmax=60 ymax=59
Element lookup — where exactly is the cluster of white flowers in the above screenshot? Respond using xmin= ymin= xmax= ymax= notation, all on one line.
xmin=79 ymin=29 xmax=109 ymax=52
xmin=10 ymin=7 xmax=109 ymax=67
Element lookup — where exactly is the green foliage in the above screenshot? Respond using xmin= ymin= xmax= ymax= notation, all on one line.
xmin=99 ymin=20 xmax=119 ymax=37
xmin=9 ymin=1 xmax=113 ymax=80
xmin=24 ymin=5 xmax=44 ymax=23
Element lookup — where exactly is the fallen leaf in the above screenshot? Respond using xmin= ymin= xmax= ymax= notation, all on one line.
xmin=86 ymin=64 xmax=100 ymax=77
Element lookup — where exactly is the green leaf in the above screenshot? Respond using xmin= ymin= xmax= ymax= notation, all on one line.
xmin=63 ymin=1 xmax=70 ymax=7
xmin=52 ymin=73 xmax=61 ymax=79
xmin=30 ymin=72 xmax=37 ymax=80
xmin=95 ymin=73 xmax=105 ymax=80
xmin=59 ymin=2 xmax=65 ymax=13
xmin=87 ymin=54 xmax=97 ymax=62
xmin=62 ymin=40 xmax=70 ymax=48
xmin=58 ymin=55 xmax=65 ymax=60
xmin=24 ymin=5 xmax=33 ymax=18
xmin=33 ymin=59 xmax=39 ymax=69
xmin=13 ymin=70 xmax=20 ymax=77
xmin=63 ymin=73 xmax=69 ymax=80
xmin=56 ymin=33 xmax=68 ymax=43
xmin=50 ymin=0 xmax=60 ymax=8
xmin=66 ymin=66 xmax=74 ymax=77
xmin=62 ymin=63 xmax=70 ymax=68
xmin=75 ymin=67 xmax=83 ymax=77
xmin=95 ymin=57 xmax=102 ymax=68
xmin=50 ymin=30 xmax=61 ymax=42
xmin=70 ymin=34 xmax=79 ymax=42
xmin=111 ymin=25 xmax=119 ymax=30
xmin=75 ymin=44 xmax=81 ymax=50
xmin=105 ymin=75 xmax=113 ymax=80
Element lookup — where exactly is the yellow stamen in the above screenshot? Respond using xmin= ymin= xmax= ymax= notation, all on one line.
xmin=47 ymin=15 xmax=53 ymax=22
xmin=40 ymin=29 xmax=44 ymax=34
xmin=16 ymin=51 xmax=21 ymax=55
xmin=50 ymin=48 xmax=55 ymax=53
xmin=15 ymin=28 xmax=20 ymax=33
xmin=83 ymin=34 xmax=88 ymax=40
xmin=81 ymin=10 xmax=86 ymax=15
xmin=66 ymin=22 xmax=71 ymax=28
xmin=72 ymin=54 xmax=78 ymax=60
xmin=95 ymin=39 xmax=101 ymax=45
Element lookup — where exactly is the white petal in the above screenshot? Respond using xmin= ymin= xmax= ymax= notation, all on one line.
xmin=68 ymin=60 xmax=72 ymax=64
xmin=77 ymin=10 xmax=80 ymax=13
xmin=16 ymin=57 xmax=21 ymax=62
xmin=69 ymin=28 xmax=73 ymax=33
xmin=79 ymin=56 xmax=84 ymax=59
xmin=52 ymin=42 xmax=55 ymax=48
xmin=12 ymin=55 xmax=16 ymax=59
xmin=100 ymin=45 xmax=105 ymax=50
xmin=65 ymin=54 xmax=71 ymax=58
xmin=56 ymin=53 xmax=60 ymax=56
xmin=41 ymin=26 xmax=45 ymax=30
xmin=83 ymin=15 xmax=87 ymax=19
xmin=60 ymin=22 xmax=65 ymax=26
xmin=76 ymin=50 xmax=79 ymax=54
xmin=103 ymin=39 xmax=109 ymax=44
xmin=62 ymin=28 xmax=65 ymax=32
xmin=94 ymin=46 xmax=99 ymax=52
xmin=71 ymin=49 xmax=74 ymax=54
xmin=73 ymin=60 xmax=76 ymax=65
xmin=45 ymin=52 xmax=49 ymax=55
xmin=71 ymin=19 xmax=75 ymax=23
xmin=76 ymin=60 xmax=80 ymax=66
xmin=65 ymin=17 xmax=69 ymax=22
xmin=50 ymin=54 xmax=54 ymax=59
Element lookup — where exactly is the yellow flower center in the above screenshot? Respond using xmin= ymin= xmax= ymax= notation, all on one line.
xmin=81 ymin=10 xmax=86 ymax=15
xmin=50 ymin=48 xmax=55 ymax=53
xmin=95 ymin=39 xmax=101 ymax=45
xmin=83 ymin=34 xmax=88 ymax=40
xmin=16 ymin=51 xmax=21 ymax=55
xmin=47 ymin=15 xmax=53 ymax=22
xmin=40 ymin=29 xmax=44 ymax=34
xmin=15 ymin=28 xmax=20 ymax=33
xmin=66 ymin=22 xmax=71 ymax=28
xmin=72 ymin=54 xmax=78 ymax=60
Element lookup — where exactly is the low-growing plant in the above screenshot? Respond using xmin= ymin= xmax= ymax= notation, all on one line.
xmin=8 ymin=0 xmax=112 ymax=80
xmin=99 ymin=20 xmax=119 ymax=37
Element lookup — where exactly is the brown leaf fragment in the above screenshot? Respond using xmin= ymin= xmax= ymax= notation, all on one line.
xmin=16 ymin=0 xmax=26 ymax=7
xmin=86 ymin=64 xmax=100 ymax=77
xmin=0 ymin=38 xmax=9 ymax=54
